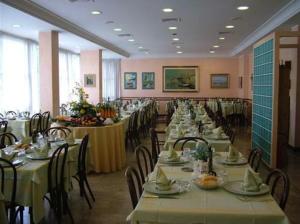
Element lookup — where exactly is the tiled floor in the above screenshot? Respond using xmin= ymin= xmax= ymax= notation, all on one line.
xmin=21 ymin=125 xmax=300 ymax=224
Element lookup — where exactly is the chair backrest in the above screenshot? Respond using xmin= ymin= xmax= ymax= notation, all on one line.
xmin=77 ymin=135 xmax=89 ymax=174
xmin=0 ymin=120 xmax=8 ymax=133
xmin=248 ymin=148 xmax=262 ymax=172
xmin=266 ymin=169 xmax=290 ymax=210
xmin=48 ymin=143 xmax=69 ymax=194
xmin=125 ymin=166 xmax=143 ymax=209
xmin=173 ymin=137 xmax=209 ymax=150
xmin=150 ymin=128 xmax=160 ymax=164
xmin=0 ymin=158 xmax=17 ymax=222
xmin=5 ymin=111 xmax=17 ymax=117
xmin=41 ymin=111 xmax=51 ymax=133
xmin=44 ymin=126 xmax=72 ymax=138
xmin=29 ymin=113 xmax=42 ymax=136
xmin=0 ymin=133 xmax=18 ymax=149
xmin=135 ymin=145 xmax=154 ymax=184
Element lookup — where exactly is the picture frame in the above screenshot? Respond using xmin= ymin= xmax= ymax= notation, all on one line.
xmin=84 ymin=74 xmax=96 ymax=87
xmin=142 ymin=72 xmax=155 ymax=89
xmin=163 ymin=66 xmax=199 ymax=92
xmin=124 ymin=72 xmax=137 ymax=89
xmin=210 ymin=74 xmax=230 ymax=88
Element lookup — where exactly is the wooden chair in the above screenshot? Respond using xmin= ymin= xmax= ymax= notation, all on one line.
xmin=0 ymin=133 xmax=18 ymax=149
xmin=173 ymin=137 xmax=209 ymax=151
xmin=44 ymin=126 xmax=72 ymax=138
xmin=29 ymin=113 xmax=42 ymax=136
xmin=72 ymin=135 xmax=95 ymax=209
xmin=0 ymin=120 xmax=8 ymax=133
xmin=40 ymin=111 xmax=50 ymax=133
xmin=150 ymin=128 xmax=165 ymax=164
xmin=248 ymin=148 xmax=262 ymax=172
xmin=135 ymin=145 xmax=154 ymax=184
xmin=46 ymin=143 xmax=74 ymax=223
xmin=125 ymin=166 xmax=143 ymax=209
xmin=225 ymin=128 xmax=235 ymax=144
xmin=266 ymin=169 xmax=290 ymax=210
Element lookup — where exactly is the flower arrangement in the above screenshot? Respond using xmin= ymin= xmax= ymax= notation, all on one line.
xmin=192 ymin=143 xmax=209 ymax=161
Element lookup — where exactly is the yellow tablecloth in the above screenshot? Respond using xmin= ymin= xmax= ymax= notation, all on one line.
xmin=71 ymin=121 xmax=126 ymax=173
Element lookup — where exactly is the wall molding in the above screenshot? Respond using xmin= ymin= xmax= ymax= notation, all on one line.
xmin=1 ymin=0 xmax=130 ymax=57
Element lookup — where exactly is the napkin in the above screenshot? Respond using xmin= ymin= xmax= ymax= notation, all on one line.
xmin=226 ymin=145 xmax=239 ymax=162
xmin=242 ymin=167 xmax=263 ymax=192
xmin=167 ymin=145 xmax=179 ymax=161
xmin=212 ymin=127 xmax=223 ymax=137
xmin=0 ymin=150 xmax=17 ymax=161
xmin=155 ymin=166 xmax=172 ymax=191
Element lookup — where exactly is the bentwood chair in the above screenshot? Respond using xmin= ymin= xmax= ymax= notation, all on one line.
xmin=72 ymin=135 xmax=95 ymax=209
xmin=266 ymin=169 xmax=290 ymax=210
xmin=135 ymin=145 xmax=154 ymax=184
xmin=248 ymin=148 xmax=262 ymax=172
xmin=0 ymin=120 xmax=8 ymax=133
xmin=44 ymin=127 xmax=72 ymax=139
xmin=125 ymin=166 xmax=143 ymax=209
xmin=0 ymin=133 xmax=18 ymax=149
xmin=5 ymin=111 xmax=17 ymax=118
xmin=29 ymin=113 xmax=42 ymax=136
xmin=173 ymin=137 xmax=209 ymax=151
xmin=40 ymin=111 xmax=50 ymax=133
xmin=46 ymin=144 xmax=74 ymax=224
xmin=0 ymin=158 xmax=22 ymax=224
xmin=150 ymin=128 xmax=165 ymax=164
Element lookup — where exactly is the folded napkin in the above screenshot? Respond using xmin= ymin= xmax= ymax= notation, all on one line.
xmin=0 ymin=150 xmax=17 ymax=161
xmin=242 ymin=167 xmax=263 ymax=192
xmin=167 ymin=145 xmax=179 ymax=161
xmin=155 ymin=166 xmax=172 ymax=190
xmin=212 ymin=127 xmax=223 ymax=137
xmin=226 ymin=145 xmax=239 ymax=162
xmin=207 ymin=122 xmax=216 ymax=130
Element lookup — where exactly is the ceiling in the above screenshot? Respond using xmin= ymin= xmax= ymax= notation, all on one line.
xmin=1 ymin=0 xmax=299 ymax=58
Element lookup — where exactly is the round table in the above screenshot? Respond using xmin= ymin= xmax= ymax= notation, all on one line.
xmin=71 ymin=121 xmax=127 ymax=173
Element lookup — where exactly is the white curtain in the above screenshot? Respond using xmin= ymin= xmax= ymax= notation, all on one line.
xmin=102 ymin=59 xmax=120 ymax=100
xmin=0 ymin=33 xmax=40 ymax=114
xmin=59 ymin=50 xmax=80 ymax=104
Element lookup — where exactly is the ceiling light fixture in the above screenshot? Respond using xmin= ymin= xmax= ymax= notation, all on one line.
xmin=128 ymin=39 xmax=135 ymax=42
xmin=12 ymin=24 xmax=21 ymax=28
xmin=113 ymin=28 xmax=122 ymax=32
xmin=213 ymin=45 xmax=220 ymax=48
xmin=225 ymin=25 xmax=234 ymax=29
xmin=177 ymin=51 xmax=183 ymax=54
xmin=219 ymin=37 xmax=225 ymax=40
xmin=237 ymin=6 xmax=249 ymax=11
xmin=173 ymin=37 xmax=180 ymax=41
xmin=91 ymin=10 xmax=102 ymax=15
xmin=162 ymin=8 xmax=173 ymax=13
xmin=168 ymin=26 xmax=177 ymax=30
xmin=209 ymin=50 xmax=215 ymax=54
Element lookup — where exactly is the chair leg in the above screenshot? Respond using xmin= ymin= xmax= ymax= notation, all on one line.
xmin=29 ymin=207 xmax=34 ymax=224
xmin=84 ymin=175 xmax=95 ymax=202
xmin=62 ymin=192 xmax=74 ymax=224
xmin=19 ymin=206 xmax=24 ymax=224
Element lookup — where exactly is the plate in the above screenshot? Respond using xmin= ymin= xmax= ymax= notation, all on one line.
xmin=204 ymin=134 xmax=229 ymax=140
xmin=26 ymin=154 xmax=51 ymax=160
xmin=223 ymin=180 xmax=270 ymax=196
xmin=159 ymin=157 xmax=189 ymax=165
xmin=218 ymin=157 xmax=248 ymax=165
xmin=143 ymin=182 xmax=180 ymax=195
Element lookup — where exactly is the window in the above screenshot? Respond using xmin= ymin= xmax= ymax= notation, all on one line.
xmin=59 ymin=50 xmax=80 ymax=104
xmin=102 ymin=59 xmax=120 ymax=100
xmin=0 ymin=33 xmax=40 ymax=113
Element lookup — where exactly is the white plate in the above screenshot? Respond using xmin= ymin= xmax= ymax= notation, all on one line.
xmin=218 ymin=157 xmax=248 ymax=165
xmin=223 ymin=180 xmax=270 ymax=196
xmin=144 ymin=182 xmax=180 ymax=195
xmin=204 ymin=134 xmax=229 ymax=140
xmin=26 ymin=154 xmax=51 ymax=160
xmin=159 ymin=157 xmax=189 ymax=165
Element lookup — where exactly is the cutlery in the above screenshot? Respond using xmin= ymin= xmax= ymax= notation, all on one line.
xmin=143 ymin=195 xmax=179 ymax=199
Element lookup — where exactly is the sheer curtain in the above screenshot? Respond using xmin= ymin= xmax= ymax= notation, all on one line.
xmin=0 ymin=33 xmax=40 ymax=114
xmin=102 ymin=59 xmax=121 ymax=100
xmin=59 ymin=50 xmax=80 ymax=104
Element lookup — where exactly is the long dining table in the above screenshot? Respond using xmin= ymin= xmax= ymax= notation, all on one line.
xmin=128 ymin=151 xmax=289 ymax=224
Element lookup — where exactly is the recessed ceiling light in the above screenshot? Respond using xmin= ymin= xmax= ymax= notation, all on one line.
xmin=91 ymin=10 xmax=102 ymax=15
xmin=225 ymin=25 xmax=235 ymax=29
xmin=138 ymin=46 xmax=143 ymax=49
xmin=219 ymin=37 xmax=225 ymax=40
xmin=128 ymin=39 xmax=135 ymax=42
xmin=237 ymin=6 xmax=249 ymax=11
xmin=173 ymin=37 xmax=180 ymax=41
xmin=176 ymin=46 xmax=181 ymax=49
xmin=113 ymin=28 xmax=122 ymax=32
xmin=213 ymin=45 xmax=220 ymax=48
xmin=162 ymin=8 xmax=173 ymax=13
xmin=177 ymin=51 xmax=183 ymax=54
xmin=168 ymin=26 xmax=177 ymax=30
xmin=12 ymin=24 xmax=21 ymax=28
xmin=209 ymin=50 xmax=215 ymax=54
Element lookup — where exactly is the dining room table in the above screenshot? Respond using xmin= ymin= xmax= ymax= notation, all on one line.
xmin=1 ymin=141 xmax=81 ymax=223
xmin=128 ymin=151 xmax=290 ymax=224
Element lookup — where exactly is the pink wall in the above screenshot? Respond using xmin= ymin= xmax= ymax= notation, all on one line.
xmin=238 ymin=53 xmax=253 ymax=99
xmin=121 ymin=57 xmax=240 ymax=98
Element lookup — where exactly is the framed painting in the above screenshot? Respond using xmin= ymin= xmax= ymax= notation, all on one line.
xmin=142 ymin=72 xmax=155 ymax=89
xmin=210 ymin=74 xmax=230 ymax=88
xmin=163 ymin=66 xmax=199 ymax=92
xmin=124 ymin=72 xmax=137 ymax=89
xmin=84 ymin=74 xmax=96 ymax=87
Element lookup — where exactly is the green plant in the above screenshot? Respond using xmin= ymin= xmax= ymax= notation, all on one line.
xmin=192 ymin=143 xmax=209 ymax=161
